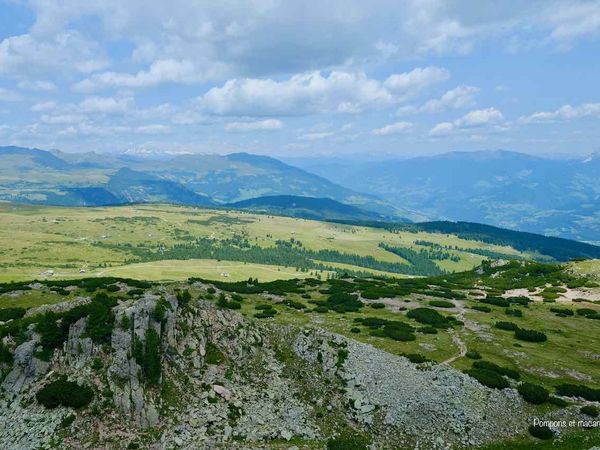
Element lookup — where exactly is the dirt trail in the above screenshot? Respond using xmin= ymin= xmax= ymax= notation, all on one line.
xmin=441 ymin=302 xmax=467 ymax=365
xmin=441 ymin=330 xmax=467 ymax=365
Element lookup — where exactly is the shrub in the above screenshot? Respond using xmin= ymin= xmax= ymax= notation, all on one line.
xmin=481 ymin=297 xmax=510 ymax=307
xmin=550 ymin=307 xmax=573 ymax=317
xmin=152 ymin=297 xmax=171 ymax=322
xmin=0 ymin=342 xmax=13 ymax=364
xmin=581 ymin=405 xmax=599 ymax=417
xmin=418 ymin=326 xmax=438 ymax=334
xmin=506 ymin=296 xmax=531 ymax=306
xmin=0 ymin=307 xmax=26 ymax=322
xmin=528 ymin=425 xmax=554 ymax=440
xmin=370 ymin=302 xmax=385 ymax=309
xmin=555 ymin=383 xmax=600 ymax=402
xmin=217 ymin=295 xmax=242 ymax=310
xmin=402 ymin=353 xmax=430 ymax=364
xmin=472 ymin=305 xmax=491 ymax=313
xmin=429 ymin=300 xmax=454 ymax=308
xmin=406 ymin=307 xmax=449 ymax=327
xmin=176 ymin=290 xmax=192 ymax=308
xmin=466 ymin=368 xmax=509 ymax=389
xmin=314 ymin=306 xmax=329 ymax=313
xmin=86 ymin=293 xmax=118 ymax=344
xmin=466 ymin=350 xmax=482 ymax=360
xmin=518 ymin=382 xmax=549 ymax=404
xmin=515 ymin=328 xmax=547 ymax=342
xmin=132 ymin=328 xmax=162 ymax=385
xmin=36 ymin=376 xmax=94 ymax=409
xmin=505 ymin=308 xmax=523 ymax=317
xmin=106 ymin=284 xmax=120 ymax=292
xmin=350 ymin=327 xmax=361 ymax=333
xmin=495 ymin=321 xmax=519 ymax=331
xmin=548 ymin=396 xmax=569 ymax=407
xmin=473 ymin=361 xmax=519 ymax=380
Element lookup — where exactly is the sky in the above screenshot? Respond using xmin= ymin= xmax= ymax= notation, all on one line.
xmin=0 ymin=0 xmax=599 ymax=158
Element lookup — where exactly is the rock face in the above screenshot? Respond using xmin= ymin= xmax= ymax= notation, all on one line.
xmin=0 ymin=291 xmax=562 ymax=449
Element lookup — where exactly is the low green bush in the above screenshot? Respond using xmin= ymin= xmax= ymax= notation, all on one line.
xmin=466 ymin=368 xmax=509 ymax=389
xmin=428 ymin=300 xmax=454 ymax=308
xmin=548 ymin=396 xmax=569 ymax=407
xmin=528 ymin=425 xmax=554 ymax=440
xmin=505 ymin=308 xmax=523 ymax=317
xmin=0 ymin=307 xmax=26 ymax=322
xmin=555 ymin=383 xmax=600 ymax=401
xmin=495 ymin=321 xmax=519 ymax=331
xmin=515 ymin=328 xmax=547 ymax=342
xmin=465 ymin=350 xmax=482 ymax=360
xmin=481 ymin=297 xmax=510 ymax=307
xmin=473 ymin=361 xmax=519 ymax=379
xmin=518 ymin=382 xmax=549 ymax=404
xmin=401 ymin=353 xmax=431 ymax=364
xmin=472 ymin=305 xmax=491 ymax=313
xmin=406 ymin=307 xmax=449 ymax=327
xmin=370 ymin=302 xmax=385 ymax=309
xmin=581 ymin=405 xmax=599 ymax=417
xmin=36 ymin=376 xmax=94 ymax=409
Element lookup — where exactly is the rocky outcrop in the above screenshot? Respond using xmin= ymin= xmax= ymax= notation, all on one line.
xmin=0 ymin=289 xmax=567 ymax=450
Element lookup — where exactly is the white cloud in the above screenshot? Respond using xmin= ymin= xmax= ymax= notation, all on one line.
xmin=78 ymin=96 xmax=132 ymax=114
xmin=30 ymin=101 xmax=57 ymax=112
xmin=198 ymin=68 xmax=447 ymax=116
xmin=0 ymin=88 xmax=21 ymax=101
xmin=372 ymin=121 xmax=413 ymax=136
xmin=224 ymin=119 xmax=283 ymax=132
xmin=135 ymin=124 xmax=171 ymax=134
xmin=429 ymin=107 xmax=504 ymax=135
xmin=384 ymin=67 xmax=449 ymax=92
xmin=0 ymin=31 xmax=108 ymax=79
xmin=520 ymin=103 xmax=600 ymax=123
xmin=17 ymin=80 xmax=57 ymax=91
xmin=73 ymin=59 xmax=212 ymax=92
xmin=421 ymin=85 xmax=480 ymax=113
xmin=299 ymin=132 xmax=334 ymax=141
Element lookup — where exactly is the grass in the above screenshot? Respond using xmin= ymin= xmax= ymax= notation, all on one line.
xmin=0 ymin=202 xmax=528 ymax=283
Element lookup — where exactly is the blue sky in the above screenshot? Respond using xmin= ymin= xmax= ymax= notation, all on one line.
xmin=0 ymin=0 xmax=599 ymax=158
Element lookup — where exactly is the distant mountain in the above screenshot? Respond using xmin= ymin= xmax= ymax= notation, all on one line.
xmin=288 ymin=150 xmax=600 ymax=242
xmin=0 ymin=146 xmax=411 ymax=218
xmin=227 ymin=195 xmax=389 ymax=222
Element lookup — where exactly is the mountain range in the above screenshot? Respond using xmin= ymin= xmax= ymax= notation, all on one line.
xmin=2 ymin=146 xmax=600 ymax=243
xmin=0 ymin=146 xmax=415 ymax=220
xmin=289 ymin=150 xmax=600 ymax=243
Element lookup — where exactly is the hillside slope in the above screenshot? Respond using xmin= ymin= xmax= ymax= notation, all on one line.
xmin=227 ymin=195 xmax=388 ymax=221
xmin=0 ymin=146 xmax=412 ymax=219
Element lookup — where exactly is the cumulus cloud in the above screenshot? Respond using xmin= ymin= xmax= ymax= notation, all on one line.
xmin=429 ymin=107 xmax=504 ymax=135
xmin=372 ymin=121 xmax=413 ymax=136
xmin=30 ymin=101 xmax=57 ymax=112
xmin=197 ymin=68 xmax=447 ymax=116
xmin=17 ymin=80 xmax=57 ymax=91
xmin=224 ymin=119 xmax=283 ymax=132
xmin=520 ymin=103 xmax=600 ymax=123
xmin=299 ymin=132 xmax=335 ymax=141
xmin=73 ymin=59 xmax=209 ymax=92
xmin=0 ymin=31 xmax=108 ymax=79
xmin=421 ymin=85 xmax=480 ymax=113
xmin=135 ymin=124 xmax=171 ymax=134
xmin=384 ymin=67 xmax=449 ymax=92
xmin=78 ymin=96 xmax=132 ymax=114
